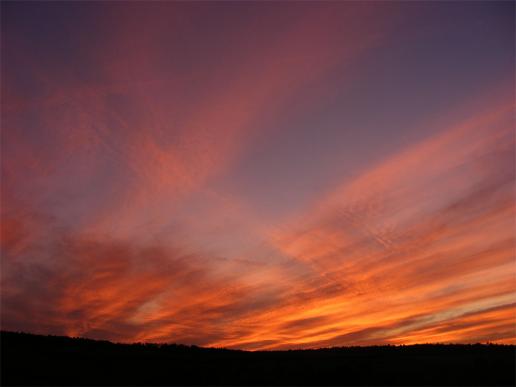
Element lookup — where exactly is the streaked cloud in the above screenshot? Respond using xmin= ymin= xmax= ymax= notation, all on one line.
xmin=1 ymin=2 xmax=514 ymax=349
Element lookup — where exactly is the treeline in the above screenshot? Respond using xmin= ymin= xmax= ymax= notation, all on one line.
xmin=1 ymin=331 xmax=514 ymax=385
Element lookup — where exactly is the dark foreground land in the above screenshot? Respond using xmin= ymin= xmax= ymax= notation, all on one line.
xmin=1 ymin=331 xmax=515 ymax=386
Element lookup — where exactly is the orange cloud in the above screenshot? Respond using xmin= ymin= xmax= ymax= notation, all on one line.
xmin=1 ymin=4 xmax=514 ymax=350
xmin=1 ymin=3 xmax=390 ymax=242
xmin=1 ymin=219 xmax=281 ymax=345
xmin=258 ymin=100 xmax=515 ymax=350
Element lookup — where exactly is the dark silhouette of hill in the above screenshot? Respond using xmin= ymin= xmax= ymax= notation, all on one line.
xmin=1 ymin=331 xmax=514 ymax=386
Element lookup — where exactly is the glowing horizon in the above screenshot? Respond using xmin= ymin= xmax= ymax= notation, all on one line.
xmin=1 ymin=1 xmax=515 ymax=350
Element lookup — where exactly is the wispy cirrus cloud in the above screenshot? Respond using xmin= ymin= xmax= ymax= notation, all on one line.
xmin=0 ymin=213 xmax=286 ymax=345
xmin=1 ymin=2 xmax=390 ymax=241
xmin=1 ymin=2 xmax=514 ymax=350
xmin=254 ymin=101 xmax=515 ymax=349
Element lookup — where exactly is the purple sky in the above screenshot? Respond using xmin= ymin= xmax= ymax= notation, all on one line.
xmin=1 ymin=1 xmax=515 ymax=349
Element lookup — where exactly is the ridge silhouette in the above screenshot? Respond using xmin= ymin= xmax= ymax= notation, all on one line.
xmin=1 ymin=331 xmax=515 ymax=386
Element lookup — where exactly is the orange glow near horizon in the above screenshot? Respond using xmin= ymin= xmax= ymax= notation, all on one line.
xmin=1 ymin=2 xmax=515 ymax=350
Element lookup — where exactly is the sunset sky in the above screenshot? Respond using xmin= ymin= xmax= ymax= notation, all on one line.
xmin=1 ymin=1 xmax=515 ymax=350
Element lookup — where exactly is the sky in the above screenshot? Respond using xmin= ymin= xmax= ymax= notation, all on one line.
xmin=1 ymin=1 xmax=515 ymax=350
